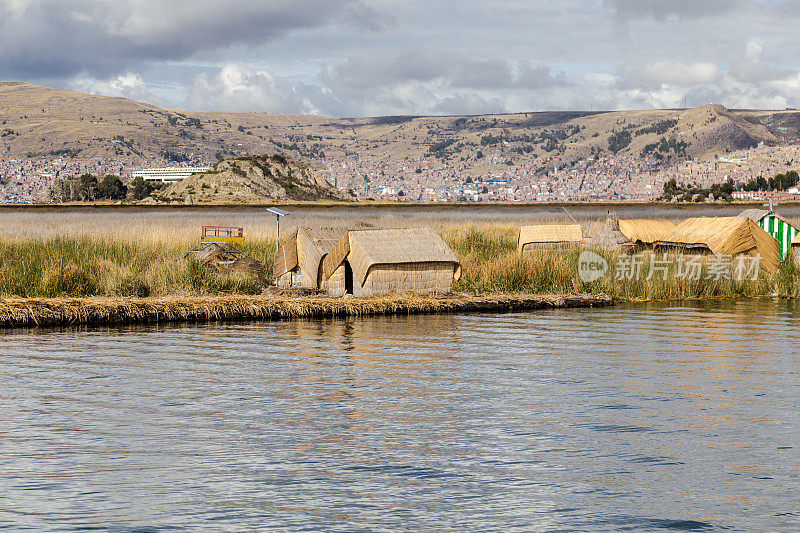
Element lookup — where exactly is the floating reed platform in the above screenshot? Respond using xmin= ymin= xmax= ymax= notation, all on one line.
xmin=0 ymin=293 xmax=612 ymax=328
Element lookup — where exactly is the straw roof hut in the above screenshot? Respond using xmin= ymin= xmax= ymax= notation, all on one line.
xmin=657 ymin=216 xmax=780 ymax=273
xmin=517 ymin=224 xmax=583 ymax=253
xmin=588 ymin=212 xmax=635 ymax=252
xmin=321 ymin=228 xmax=461 ymax=297
xmin=618 ymin=219 xmax=676 ymax=247
xmin=273 ymin=227 xmax=348 ymax=289
xmin=739 ymin=209 xmax=798 ymax=260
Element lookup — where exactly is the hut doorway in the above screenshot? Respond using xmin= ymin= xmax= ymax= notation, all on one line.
xmin=317 ymin=255 xmax=327 ymax=289
xmin=344 ymin=260 xmax=354 ymax=294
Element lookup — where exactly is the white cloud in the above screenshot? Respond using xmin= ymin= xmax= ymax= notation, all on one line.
xmin=603 ymin=0 xmax=743 ymax=20
xmin=745 ymin=40 xmax=763 ymax=62
xmin=7 ymin=0 xmax=800 ymax=115
xmin=188 ymin=64 xmax=321 ymax=114
xmin=622 ymin=61 xmax=722 ymax=88
xmin=69 ymin=72 xmax=159 ymax=103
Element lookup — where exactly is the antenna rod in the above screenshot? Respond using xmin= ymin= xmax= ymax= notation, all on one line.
xmin=562 ymin=206 xmax=579 ymax=225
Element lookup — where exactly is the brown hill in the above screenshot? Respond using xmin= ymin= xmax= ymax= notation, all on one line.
xmin=0 ymin=82 xmax=792 ymax=175
xmin=159 ymin=154 xmax=351 ymax=204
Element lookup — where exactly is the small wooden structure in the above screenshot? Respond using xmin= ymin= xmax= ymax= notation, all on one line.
xmin=321 ymin=228 xmax=461 ymax=297
xmin=202 ymin=226 xmax=244 ymax=246
xmin=184 ymin=241 xmax=265 ymax=282
xmin=517 ymin=225 xmax=583 ymax=253
xmin=618 ymin=219 xmax=676 ymax=248
xmin=273 ymin=227 xmax=348 ymax=289
xmin=739 ymin=209 xmax=798 ymax=260
xmin=657 ymin=216 xmax=780 ymax=273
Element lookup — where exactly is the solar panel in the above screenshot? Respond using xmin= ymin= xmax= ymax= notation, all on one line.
xmin=267 ymin=207 xmax=289 ymax=217
xmin=267 ymin=207 xmax=290 ymax=217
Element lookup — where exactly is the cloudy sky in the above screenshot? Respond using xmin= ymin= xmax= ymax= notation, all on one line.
xmin=3 ymin=0 xmax=800 ymax=116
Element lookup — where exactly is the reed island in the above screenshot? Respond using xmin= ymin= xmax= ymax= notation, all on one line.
xmin=3 ymin=208 xmax=800 ymax=328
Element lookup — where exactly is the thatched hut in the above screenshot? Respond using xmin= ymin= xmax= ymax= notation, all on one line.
xmin=739 ymin=209 xmax=798 ymax=260
xmin=274 ymin=227 xmax=348 ymax=289
xmin=657 ymin=217 xmax=780 ymax=273
xmin=618 ymin=219 xmax=677 ymax=247
xmin=517 ymin=225 xmax=583 ymax=254
xmin=321 ymin=228 xmax=461 ymax=297
xmin=588 ymin=212 xmax=635 ymax=252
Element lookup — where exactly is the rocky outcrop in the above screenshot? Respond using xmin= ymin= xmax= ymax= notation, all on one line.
xmin=160 ymin=154 xmax=351 ymax=203
xmin=681 ymin=105 xmax=777 ymax=158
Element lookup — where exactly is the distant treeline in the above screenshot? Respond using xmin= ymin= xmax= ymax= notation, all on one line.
xmin=740 ymin=170 xmax=799 ymax=192
xmin=661 ymin=178 xmax=735 ymax=202
xmin=46 ymin=174 xmax=163 ymax=203
xmin=662 ymin=169 xmax=800 ymax=202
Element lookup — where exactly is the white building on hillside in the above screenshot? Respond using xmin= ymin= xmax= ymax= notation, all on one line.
xmin=131 ymin=167 xmax=211 ymax=183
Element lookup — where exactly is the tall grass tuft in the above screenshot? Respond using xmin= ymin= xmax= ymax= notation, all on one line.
xmin=0 ymin=236 xmax=276 ymax=298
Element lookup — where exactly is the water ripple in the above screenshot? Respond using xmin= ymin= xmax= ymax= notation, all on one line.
xmin=0 ymin=300 xmax=798 ymax=530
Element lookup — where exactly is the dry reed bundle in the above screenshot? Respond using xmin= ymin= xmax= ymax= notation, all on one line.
xmin=0 ymin=293 xmax=612 ymax=328
xmin=517 ymin=224 xmax=583 ymax=253
xmin=618 ymin=219 xmax=676 ymax=245
xmin=658 ymin=217 xmax=780 ymax=273
xmin=587 ymin=212 xmax=635 ymax=251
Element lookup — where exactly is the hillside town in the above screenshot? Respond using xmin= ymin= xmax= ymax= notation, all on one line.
xmin=0 ymin=154 xmax=210 ymax=203
xmin=324 ymin=142 xmax=800 ymax=202
xmin=4 ymin=143 xmax=800 ymax=204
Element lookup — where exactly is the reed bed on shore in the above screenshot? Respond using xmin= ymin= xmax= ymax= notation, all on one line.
xmin=445 ymin=224 xmax=782 ymax=300
xmin=0 ymin=236 xmax=276 ymax=298
xmin=0 ymin=293 xmax=612 ymax=328
xmin=0 ymin=223 xmax=795 ymax=301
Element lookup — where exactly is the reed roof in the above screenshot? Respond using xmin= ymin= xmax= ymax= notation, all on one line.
xmin=323 ymin=227 xmax=460 ymax=284
xmin=588 ymin=213 xmax=634 ymax=251
xmin=273 ymin=227 xmax=347 ymax=278
xmin=618 ymin=219 xmax=677 ymax=245
xmin=517 ymin=225 xmax=582 ymax=252
xmin=739 ymin=208 xmax=796 ymax=228
xmin=658 ymin=216 xmax=780 ymax=273
xmin=738 ymin=209 xmax=770 ymax=222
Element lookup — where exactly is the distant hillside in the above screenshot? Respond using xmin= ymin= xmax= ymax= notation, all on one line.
xmin=157 ymin=154 xmax=351 ymax=204
xmin=0 ymin=82 xmax=796 ymax=175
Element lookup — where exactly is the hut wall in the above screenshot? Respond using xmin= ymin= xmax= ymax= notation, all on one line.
xmin=356 ymin=262 xmax=454 ymax=297
xmin=277 ymin=267 xmax=301 ymax=289
xmin=300 ymin=262 xmax=318 ymax=289
xmin=759 ymin=214 xmax=797 ymax=260
xmin=324 ymin=264 xmax=347 ymax=297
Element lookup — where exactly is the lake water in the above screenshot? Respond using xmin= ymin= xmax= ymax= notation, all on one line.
xmin=5 ymin=203 xmax=800 ymax=241
xmin=1 ymin=300 xmax=798 ymax=531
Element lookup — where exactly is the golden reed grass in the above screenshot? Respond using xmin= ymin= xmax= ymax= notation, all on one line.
xmin=0 ymin=216 xmax=793 ymax=302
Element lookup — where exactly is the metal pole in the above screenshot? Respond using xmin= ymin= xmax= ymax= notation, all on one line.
xmin=275 ymin=214 xmax=280 ymax=286
xmin=276 ymin=214 xmax=280 ymax=253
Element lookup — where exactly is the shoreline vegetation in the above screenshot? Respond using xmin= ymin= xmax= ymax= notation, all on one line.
xmin=0 ymin=293 xmax=612 ymax=329
xmin=1 ymin=223 xmax=799 ymax=327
